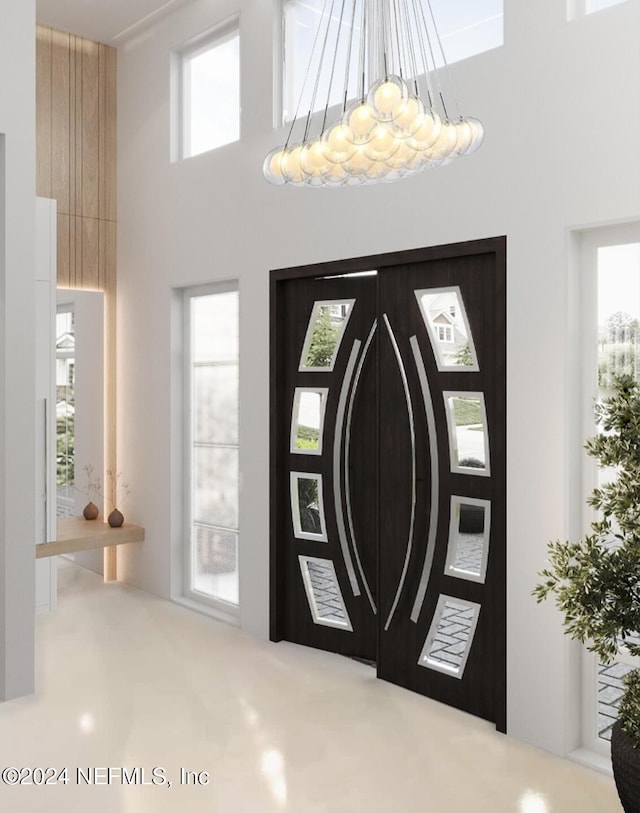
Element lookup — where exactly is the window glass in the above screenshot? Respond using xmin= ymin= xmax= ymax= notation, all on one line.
xmin=187 ymin=286 xmax=240 ymax=608
xmin=283 ymin=0 xmax=503 ymax=121
xmin=587 ymin=0 xmax=628 ymax=12
xmin=182 ymin=25 xmax=240 ymax=159
xmin=56 ymin=308 xmax=75 ymax=517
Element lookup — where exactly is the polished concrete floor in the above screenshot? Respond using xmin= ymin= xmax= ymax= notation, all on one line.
xmin=0 ymin=560 xmax=621 ymax=812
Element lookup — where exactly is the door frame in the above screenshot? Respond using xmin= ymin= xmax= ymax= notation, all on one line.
xmin=269 ymin=237 xmax=506 ymax=729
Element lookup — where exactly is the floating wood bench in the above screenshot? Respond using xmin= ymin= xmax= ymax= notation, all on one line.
xmin=36 ymin=516 xmax=145 ymax=559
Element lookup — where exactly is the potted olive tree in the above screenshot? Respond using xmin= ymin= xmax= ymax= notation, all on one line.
xmin=534 ymin=374 xmax=640 ymax=812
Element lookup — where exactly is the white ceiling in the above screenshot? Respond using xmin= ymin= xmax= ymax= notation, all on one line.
xmin=35 ymin=0 xmax=191 ymax=45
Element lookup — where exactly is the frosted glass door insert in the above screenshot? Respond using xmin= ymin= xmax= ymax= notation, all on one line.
xmin=290 ymin=388 xmax=328 ymax=454
xmin=299 ymin=300 xmax=355 ymax=371
xmin=418 ymin=595 xmax=481 ymax=679
xmin=415 ymin=287 xmax=479 ymax=371
xmin=445 ymin=496 xmax=491 ymax=583
xmin=290 ymin=472 xmax=327 ymax=541
xmin=444 ymin=392 xmax=490 ymax=475
xmin=299 ymin=556 xmax=353 ymax=631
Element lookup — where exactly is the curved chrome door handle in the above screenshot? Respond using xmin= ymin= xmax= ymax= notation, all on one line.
xmin=382 ymin=314 xmax=416 ymax=632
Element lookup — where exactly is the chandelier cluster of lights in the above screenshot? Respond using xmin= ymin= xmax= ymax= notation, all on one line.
xmin=263 ymin=0 xmax=485 ymax=187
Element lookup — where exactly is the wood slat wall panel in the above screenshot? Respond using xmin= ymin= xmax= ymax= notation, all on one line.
xmin=51 ymin=29 xmax=70 ymax=213
xmin=104 ymin=45 xmax=117 ymax=222
xmin=56 ymin=214 xmax=70 ymax=288
xmin=82 ymin=39 xmax=100 ymax=219
xmin=36 ymin=26 xmax=52 ymax=198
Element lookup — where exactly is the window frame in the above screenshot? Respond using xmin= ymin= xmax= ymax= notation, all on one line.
xmin=177 ymin=17 xmax=241 ymax=161
xmin=181 ymin=280 xmax=240 ymax=621
xmin=579 ymin=222 xmax=640 ymax=756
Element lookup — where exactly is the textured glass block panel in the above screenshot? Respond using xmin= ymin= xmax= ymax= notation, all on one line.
xmin=299 ymin=300 xmax=355 ymax=371
xmin=194 ymin=447 xmax=238 ymax=529
xmin=444 ymin=392 xmax=490 ymax=476
xmin=194 ymin=364 xmax=239 ymax=445
xmin=418 ymin=595 xmax=481 ymax=678
xmin=290 ymin=388 xmax=327 ymax=454
xmin=193 ymin=525 xmax=239 ymax=605
xmin=445 ymin=497 xmax=491 ymax=583
xmin=192 ymin=291 xmax=239 ymax=363
xmin=598 ymin=660 xmax=635 ymax=741
xmin=415 ymin=287 xmax=479 ymax=371
xmin=290 ymin=472 xmax=327 ymax=541
xmin=299 ymin=556 xmax=353 ymax=631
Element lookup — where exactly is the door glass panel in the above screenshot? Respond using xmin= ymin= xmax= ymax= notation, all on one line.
xmin=194 ymin=447 xmax=239 ymax=528
xmin=444 ymin=392 xmax=491 ymax=475
xmin=299 ymin=300 xmax=355 ymax=371
xmin=290 ymin=472 xmax=327 ymax=541
xmin=418 ymin=595 xmax=481 ymax=679
xmin=290 ymin=388 xmax=328 ymax=454
xmin=445 ymin=497 xmax=491 ymax=583
xmin=299 ymin=556 xmax=353 ymax=631
xmin=415 ymin=287 xmax=479 ymax=371
xmin=193 ymin=525 xmax=238 ymax=604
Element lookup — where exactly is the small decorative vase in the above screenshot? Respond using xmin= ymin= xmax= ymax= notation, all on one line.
xmin=83 ymin=502 xmax=99 ymax=520
xmin=108 ymin=508 xmax=124 ymax=528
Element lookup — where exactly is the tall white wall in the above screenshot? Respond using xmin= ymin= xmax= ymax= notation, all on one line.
xmin=0 ymin=1 xmax=36 ymax=698
xmin=117 ymin=0 xmax=640 ymax=754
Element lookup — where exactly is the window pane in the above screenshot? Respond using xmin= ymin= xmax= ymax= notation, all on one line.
xmin=187 ymin=285 xmax=240 ymax=609
xmin=445 ymin=497 xmax=491 ymax=583
xmin=192 ymin=291 xmax=239 ymax=363
xmin=598 ymin=660 xmax=635 ymax=741
xmin=299 ymin=300 xmax=354 ymax=371
xmin=290 ymin=472 xmax=327 ymax=541
xmin=194 ymin=364 xmax=239 ymax=445
xmin=283 ymin=0 xmax=503 ymax=121
xmin=597 ymin=243 xmax=640 ymax=391
xmin=291 ymin=388 xmax=327 ymax=453
xmin=193 ymin=525 xmax=238 ymax=605
xmin=444 ymin=392 xmax=490 ymax=475
xmin=299 ymin=555 xmax=353 ymax=630
xmin=184 ymin=30 xmax=240 ymax=158
xmin=418 ymin=595 xmax=481 ymax=679
xmin=56 ymin=309 xmax=76 ymax=515
xmin=588 ymin=0 xmax=628 ymax=12
xmin=416 ymin=287 xmax=479 ymax=371
xmin=194 ymin=446 xmax=238 ymax=529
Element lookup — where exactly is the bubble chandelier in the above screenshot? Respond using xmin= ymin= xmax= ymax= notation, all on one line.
xmin=263 ymin=0 xmax=485 ymax=187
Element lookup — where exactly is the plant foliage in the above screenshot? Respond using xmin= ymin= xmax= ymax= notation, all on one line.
xmin=533 ymin=374 xmax=640 ymax=746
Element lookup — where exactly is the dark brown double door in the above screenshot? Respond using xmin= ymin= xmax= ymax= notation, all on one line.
xmin=270 ymin=238 xmax=506 ymax=732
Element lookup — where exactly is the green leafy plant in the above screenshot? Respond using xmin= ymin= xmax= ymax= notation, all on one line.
xmin=534 ymin=374 xmax=640 ymax=746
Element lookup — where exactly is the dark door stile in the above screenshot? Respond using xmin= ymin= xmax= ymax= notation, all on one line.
xmin=270 ymin=238 xmax=506 ymax=733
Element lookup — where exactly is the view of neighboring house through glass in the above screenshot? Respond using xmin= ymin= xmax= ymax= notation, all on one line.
xmin=56 ymin=308 xmax=75 ymax=517
xmin=185 ymin=283 xmax=240 ymax=612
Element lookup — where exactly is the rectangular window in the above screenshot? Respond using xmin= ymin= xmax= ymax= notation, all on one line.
xmin=587 ymin=0 xmax=629 ymax=13
xmin=56 ymin=307 xmax=76 ymax=518
xmin=580 ymin=225 xmax=640 ymax=755
xmin=180 ymin=21 xmax=240 ymax=159
xmin=184 ymin=284 xmax=240 ymax=612
xmin=282 ymin=0 xmax=503 ymax=122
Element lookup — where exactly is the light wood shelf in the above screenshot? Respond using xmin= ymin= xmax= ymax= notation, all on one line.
xmin=35 ymin=516 xmax=144 ymax=559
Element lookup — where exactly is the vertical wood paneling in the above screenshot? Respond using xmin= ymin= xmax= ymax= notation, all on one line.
xmin=82 ymin=218 xmax=100 ymax=289
xmin=82 ymin=39 xmax=100 ymax=219
xmin=104 ymin=45 xmax=117 ymax=222
xmin=74 ymin=36 xmax=83 ymax=221
xmin=36 ymin=26 xmax=52 ymax=198
xmin=56 ymin=215 xmax=70 ymax=288
xmin=51 ymin=29 xmax=70 ymax=214
xmin=68 ymin=35 xmax=77 ymax=217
